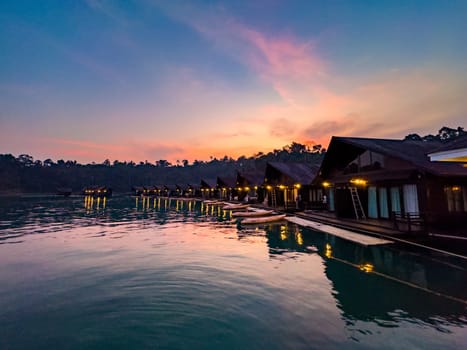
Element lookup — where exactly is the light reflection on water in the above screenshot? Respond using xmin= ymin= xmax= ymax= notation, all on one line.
xmin=0 ymin=195 xmax=466 ymax=350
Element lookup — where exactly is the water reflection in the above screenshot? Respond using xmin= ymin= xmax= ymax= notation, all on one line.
xmin=84 ymin=195 xmax=106 ymax=213
xmin=1 ymin=194 xmax=466 ymax=336
xmin=263 ymin=223 xmax=467 ymax=329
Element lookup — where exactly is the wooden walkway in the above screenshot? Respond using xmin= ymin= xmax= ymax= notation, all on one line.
xmin=286 ymin=216 xmax=393 ymax=246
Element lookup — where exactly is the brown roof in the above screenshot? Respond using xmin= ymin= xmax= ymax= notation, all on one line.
xmin=237 ymin=170 xmax=265 ymax=186
xmin=217 ymin=176 xmax=237 ymax=188
xmin=319 ymin=136 xmax=467 ymax=179
xmin=266 ymin=162 xmax=318 ymax=185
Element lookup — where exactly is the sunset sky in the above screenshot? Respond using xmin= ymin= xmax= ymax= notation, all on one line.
xmin=1 ymin=0 xmax=466 ymax=164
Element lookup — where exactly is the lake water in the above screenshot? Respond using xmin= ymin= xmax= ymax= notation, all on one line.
xmin=0 ymin=195 xmax=466 ymax=349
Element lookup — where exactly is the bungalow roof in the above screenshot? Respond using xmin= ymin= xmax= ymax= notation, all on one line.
xmin=266 ymin=162 xmax=318 ymax=185
xmin=201 ymin=178 xmax=217 ymax=188
xmin=319 ymin=136 xmax=467 ymax=179
xmin=237 ymin=170 xmax=265 ymax=186
xmin=217 ymin=176 xmax=237 ymax=188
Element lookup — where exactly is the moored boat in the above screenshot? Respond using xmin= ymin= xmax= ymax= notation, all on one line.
xmin=232 ymin=209 xmax=274 ymax=217
xmin=223 ymin=203 xmax=249 ymax=210
xmin=241 ymin=214 xmax=287 ymax=224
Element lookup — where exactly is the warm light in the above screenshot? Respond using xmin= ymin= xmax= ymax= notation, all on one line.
xmin=325 ymin=243 xmax=332 ymax=258
xmin=350 ymin=178 xmax=368 ymax=186
xmin=279 ymin=185 xmax=285 ymax=190
xmin=294 ymin=183 xmax=301 ymax=189
xmin=359 ymin=263 xmax=374 ymax=273
xmin=254 ymin=186 xmax=258 ymax=190
xmin=295 ymin=232 xmax=303 ymax=245
xmin=266 ymin=185 xmax=272 ymax=190
xmin=244 ymin=187 xmax=250 ymax=191
xmin=452 ymin=186 xmax=461 ymax=191
xmin=280 ymin=225 xmax=287 ymax=241
xmin=322 ymin=181 xmax=331 ymax=188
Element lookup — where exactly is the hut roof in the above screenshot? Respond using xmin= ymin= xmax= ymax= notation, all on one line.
xmin=187 ymin=183 xmax=200 ymax=190
xmin=318 ymin=136 xmax=467 ymax=179
xmin=217 ymin=176 xmax=237 ymax=188
xmin=237 ymin=170 xmax=265 ymax=186
xmin=201 ymin=178 xmax=217 ymax=188
xmin=266 ymin=162 xmax=318 ymax=185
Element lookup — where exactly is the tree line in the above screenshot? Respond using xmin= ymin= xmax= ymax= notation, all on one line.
xmin=0 ymin=142 xmax=325 ymax=194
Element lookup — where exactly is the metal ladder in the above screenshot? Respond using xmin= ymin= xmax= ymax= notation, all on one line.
xmin=349 ymin=187 xmax=366 ymax=219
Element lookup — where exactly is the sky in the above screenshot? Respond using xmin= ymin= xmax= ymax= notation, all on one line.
xmin=1 ymin=0 xmax=466 ymax=164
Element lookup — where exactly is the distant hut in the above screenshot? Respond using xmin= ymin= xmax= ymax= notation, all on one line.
xmin=236 ymin=170 xmax=265 ymax=203
xmin=217 ymin=175 xmax=237 ymax=201
xmin=162 ymin=184 xmax=178 ymax=197
xmin=200 ymin=178 xmax=218 ymax=198
xmin=187 ymin=183 xmax=201 ymax=197
xmin=83 ymin=186 xmax=112 ymax=197
xmin=264 ymin=162 xmax=318 ymax=211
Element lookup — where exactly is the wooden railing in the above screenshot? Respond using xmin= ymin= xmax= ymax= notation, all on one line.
xmin=392 ymin=211 xmax=426 ymax=234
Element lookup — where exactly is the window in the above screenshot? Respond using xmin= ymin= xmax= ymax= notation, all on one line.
xmin=445 ymin=186 xmax=467 ymax=212
xmin=346 ymin=151 xmax=385 ymax=173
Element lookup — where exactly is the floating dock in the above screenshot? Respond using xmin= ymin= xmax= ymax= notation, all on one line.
xmin=286 ymin=216 xmax=393 ymax=246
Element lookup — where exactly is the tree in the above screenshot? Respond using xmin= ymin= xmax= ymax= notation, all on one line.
xmin=312 ymin=144 xmax=322 ymax=153
xmin=43 ymin=159 xmax=54 ymax=167
xmin=17 ymin=154 xmax=34 ymax=167
xmin=404 ymin=133 xmax=422 ymax=141
xmin=156 ymin=159 xmax=170 ymax=167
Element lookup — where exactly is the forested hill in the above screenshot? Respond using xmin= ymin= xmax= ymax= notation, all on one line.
xmin=0 ymin=142 xmax=325 ymax=194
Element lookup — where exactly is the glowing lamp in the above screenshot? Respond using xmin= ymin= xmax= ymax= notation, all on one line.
xmin=350 ymin=178 xmax=367 ymax=186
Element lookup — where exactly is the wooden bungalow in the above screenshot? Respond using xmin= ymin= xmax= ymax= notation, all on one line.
xmin=162 ymin=184 xmax=179 ymax=197
xmin=264 ymin=162 xmax=318 ymax=211
xmin=187 ymin=183 xmax=201 ymax=197
xmin=236 ymin=170 xmax=265 ymax=203
xmin=314 ymin=136 xmax=467 ymax=234
xmin=132 ymin=186 xmax=158 ymax=196
xmin=200 ymin=178 xmax=218 ymax=198
xmin=83 ymin=186 xmax=112 ymax=197
xmin=217 ymin=175 xmax=237 ymax=201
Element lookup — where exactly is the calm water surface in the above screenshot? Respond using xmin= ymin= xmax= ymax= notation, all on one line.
xmin=0 ymin=195 xmax=466 ymax=349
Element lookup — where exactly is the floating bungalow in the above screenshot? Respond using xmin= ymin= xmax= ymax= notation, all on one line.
xmin=132 ymin=186 xmax=158 ymax=196
xmin=236 ymin=170 xmax=265 ymax=203
xmin=314 ymin=136 xmax=467 ymax=234
xmin=200 ymin=178 xmax=218 ymax=198
xmin=187 ymin=183 xmax=201 ymax=197
xmin=264 ymin=162 xmax=318 ymax=211
xmin=217 ymin=175 xmax=237 ymax=200
xmin=83 ymin=186 xmax=112 ymax=197
xmin=162 ymin=184 xmax=178 ymax=197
